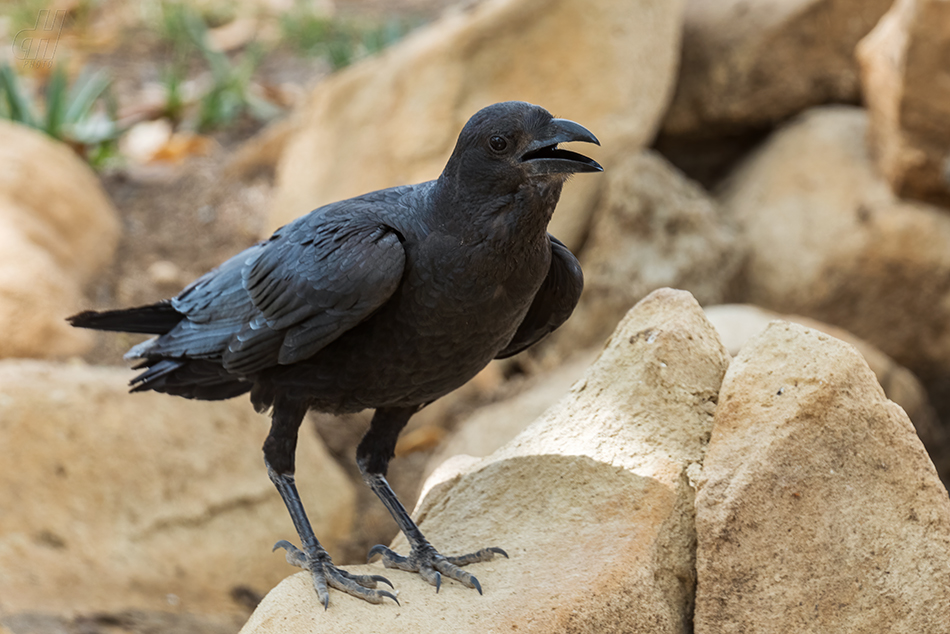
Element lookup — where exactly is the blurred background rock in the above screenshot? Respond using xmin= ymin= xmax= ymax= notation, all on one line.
xmin=1 ymin=0 xmax=949 ymax=631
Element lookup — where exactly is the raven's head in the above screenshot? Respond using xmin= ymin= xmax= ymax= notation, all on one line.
xmin=441 ymin=101 xmax=602 ymax=196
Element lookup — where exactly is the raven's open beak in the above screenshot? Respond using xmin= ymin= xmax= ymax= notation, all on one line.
xmin=521 ymin=118 xmax=603 ymax=175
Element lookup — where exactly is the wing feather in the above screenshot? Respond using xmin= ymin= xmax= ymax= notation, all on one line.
xmin=134 ymin=201 xmax=408 ymax=375
xmin=495 ymin=235 xmax=583 ymax=359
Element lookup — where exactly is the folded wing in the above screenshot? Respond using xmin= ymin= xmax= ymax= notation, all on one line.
xmin=134 ymin=214 xmax=406 ymax=377
xmin=495 ymin=235 xmax=583 ymax=359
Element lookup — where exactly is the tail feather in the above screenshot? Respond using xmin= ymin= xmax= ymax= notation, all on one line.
xmin=130 ymin=357 xmax=251 ymax=400
xmin=71 ymin=301 xmax=252 ymax=401
xmin=129 ymin=358 xmax=183 ymax=392
xmin=68 ymin=301 xmax=184 ymax=335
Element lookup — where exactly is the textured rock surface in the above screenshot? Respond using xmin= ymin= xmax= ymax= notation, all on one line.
xmin=240 ymin=288 xmax=730 ymax=633
xmin=270 ymin=0 xmax=685 ymax=250
xmin=662 ymin=0 xmax=892 ymax=137
xmin=703 ymin=304 xmax=947 ymax=479
xmin=695 ymin=321 xmax=950 ymax=633
xmin=857 ymin=0 xmax=950 ymax=205
xmin=0 ymin=360 xmax=355 ymax=616
xmin=552 ymin=151 xmax=742 ymax=356
xmin=719 ymin=105 xmax=950 ymax=417
xmin=0 ymin=122 xmax=121 ymax=358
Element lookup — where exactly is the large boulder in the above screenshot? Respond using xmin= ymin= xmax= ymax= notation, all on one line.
xmin=0 ymin=360 xmax=355 ymax=616
xmin=550 ymin=150 xmax=742 ymax=357
xmin=240 ymin=288 xmax=730 ymax=633
xmin=857 ymin=0 xmax=950 ymax=206
xmin=703 ymin=304 xmax=949 ymax=480
xmin=695 ymin=321 xmax=950 ymax=633
xmin=0 ymin=122 xmax=121 ymax=358
xmin=662 ymin=0 xmax=892 ymax=138
xmin=270 ymin=0 xmax=686 ymax=250
xmin=719 ymin=105 xmax=950 ymax=418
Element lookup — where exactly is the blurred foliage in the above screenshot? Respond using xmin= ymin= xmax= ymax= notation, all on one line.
xmin=0 ymin=0 xmax=426 ymax=161
xmin=154 ymin=0 xmax=201 ymax=55
xmin=0 ymin=62 xmax=120 ymax=168
xmin=280 ymin=1 xmax=422 ymax=70
xmin=196 ymin=42 xmax=279 ymax=131
xmin=142 ymin=0 xmax=235 ymax=37
xmin=159 ymin=61 xmax=188 ymax=124
xmin=153 ymin=1 xmax=281 ymax=131
xmin=5 ymin=0 xmax=99 ymax=38
xmin=5 ymin=0 xmax=51 ymax=34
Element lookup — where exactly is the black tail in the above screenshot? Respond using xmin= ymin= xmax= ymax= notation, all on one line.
xmin=68 ymin=301 xmax=184 ymax=335
xmin=130 ymin=357 xmax=252 ymax=400
xmin=70 ymin=301 xmax=250 ymax=401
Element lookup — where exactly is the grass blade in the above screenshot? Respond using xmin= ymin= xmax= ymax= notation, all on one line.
xmin=0 ymin=63 xmax=38 ymax=128
xmin=63 ymin=67 xmax=112 ymax=125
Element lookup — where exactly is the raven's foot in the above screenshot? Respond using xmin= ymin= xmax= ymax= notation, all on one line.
xmin=367 ymin=543 xmax=508 ymax=594
xmin=274 ymin=540 xmax=399 ymax=608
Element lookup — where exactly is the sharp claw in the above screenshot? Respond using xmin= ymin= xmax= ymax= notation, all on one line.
xmin=273 ymin=537 xmax=401 ymax=607
xmin=273 ymin=540 xmax=310 ymax=569
xmin=365 ymin=543 xmax=504 ymax=595
xmin=372 ymin=574 xmax=394 ymax=589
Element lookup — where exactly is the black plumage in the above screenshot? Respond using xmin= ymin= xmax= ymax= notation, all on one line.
xmin=69 ymin=101 xmax=601 ymax=608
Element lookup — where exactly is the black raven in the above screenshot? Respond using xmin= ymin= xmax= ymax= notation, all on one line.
xmin=69 ymin=101 xmax=602 ymax=608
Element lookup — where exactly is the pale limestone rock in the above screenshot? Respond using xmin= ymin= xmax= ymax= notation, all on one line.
xmin=240 ymin=288 xmax=730 ymax=633
xmin=703 ymin=304 xmax=947 ymax=479
xmin=719 ymin=105 xmax=950 ymax=417
xmin=857 ymin=0 xmax=950 ymax=206
xmin=0 ymin=227 xmax=91 ymax=359
xmin=0 ymin=121 xmax=121 ymax=358
xmin=551 ymin=151 xmax=742 ymax=356
xmin=662 ymin=0 xmax=892 ymax=137
xmin=0 ymin=360 xmax=355 ymax=616
xmin=695 ymin=321 xmax=950 ymax=633
xmin=269 ymin=0 xmax=685 ymax=250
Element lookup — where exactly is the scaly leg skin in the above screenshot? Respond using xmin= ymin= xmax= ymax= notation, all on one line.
xmin=362 ymin=470 xmax=508 ymax=594
xmin=268 ymin=465 xmax=399 ymax=608
xmin=358 ymin=406 xmax=508 ymax=595
xmin=264 ymin=400 xmax=397 ymax=608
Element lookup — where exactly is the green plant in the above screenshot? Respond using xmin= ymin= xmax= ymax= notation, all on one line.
xmin=156 ymin=2 xmax=194 ymax=54
xmin=197 ymin=42 xmax=274 ymax=130
xmin=159 ymin=60 xmax=188 ymax=124
xmin=8 ymin=0 xmax=62 ymax=36
xmin=280 ymin=4 xmax=420 ymax=70
xmin=148 ymin=1 xmax=198 ymax=125
xmin=0 ymin=62 xmax=120 ymax=166
xmin=153 ymin=1 xmax=281 ymax=131
xmin=280 ymin=10 xmax=335 ymax=56
xmin=154 ymin=0 xmax=226 ymax=53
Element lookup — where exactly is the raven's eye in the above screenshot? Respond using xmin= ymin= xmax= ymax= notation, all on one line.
xmin=488 ymin=135 xmax=508 ymax=153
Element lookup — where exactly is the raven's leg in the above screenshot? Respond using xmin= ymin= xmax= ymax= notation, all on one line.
xmin=358 ymin=406 xmax=508 ymax=594
xmin=265 ymin=398 xmax=398 ymax=608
